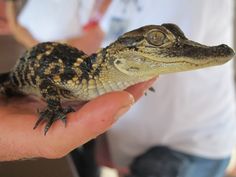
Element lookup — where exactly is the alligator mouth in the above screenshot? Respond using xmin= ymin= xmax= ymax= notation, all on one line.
xmin=159 ymin=57 xmax=228 ymax=68
xmin=142 ymin=52 xmax=233 ymax=67
xmin=158 ymin=59 xmax=214 ymax=66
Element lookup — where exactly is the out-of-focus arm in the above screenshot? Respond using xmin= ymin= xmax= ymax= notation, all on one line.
xmin=5 ymin=1 xmax=38 ymax=48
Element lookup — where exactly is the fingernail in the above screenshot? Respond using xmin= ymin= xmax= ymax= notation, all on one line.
xmin=114 ymin=93 xmax=134 ymax=120
xmin=114 ymin=104 xmax=132 ymax=121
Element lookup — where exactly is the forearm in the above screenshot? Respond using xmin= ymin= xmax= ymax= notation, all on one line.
xmin=5 ymin=1 xmax=38 ymax=48
xmin=11 ymin=25 xmax=38 ymax=48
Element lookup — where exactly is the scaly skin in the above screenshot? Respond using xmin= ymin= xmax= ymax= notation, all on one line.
xmin=0 ymin=23 xmax=235 ymax=134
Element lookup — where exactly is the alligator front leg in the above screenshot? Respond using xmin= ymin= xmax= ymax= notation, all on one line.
xmin=34 ymin=79 xmax=74 ymax=135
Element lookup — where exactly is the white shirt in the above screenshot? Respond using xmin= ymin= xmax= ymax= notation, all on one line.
xmin=18 ymin=0 xmax=95 ymax=41
xmin=101 ymin=0 xmax=236 ymax=167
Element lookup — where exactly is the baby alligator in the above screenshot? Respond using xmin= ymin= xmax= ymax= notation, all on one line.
xmin=0 ymin=23 xmax=234 ymax=134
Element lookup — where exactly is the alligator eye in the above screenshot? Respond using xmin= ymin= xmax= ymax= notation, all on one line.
xmin=146 ymin=30 xmax=167 ymax=46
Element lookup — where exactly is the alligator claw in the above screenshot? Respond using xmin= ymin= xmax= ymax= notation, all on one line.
xmin=33 ymin=106 xmax=75 ymax=135
xmin=148 ymin=87 xmax=155 ymax=92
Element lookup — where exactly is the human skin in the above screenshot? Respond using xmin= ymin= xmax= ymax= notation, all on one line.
xmin=5 ymin=1 xmax=107 ymax=54
xmin=0 ymin=79 xmax=156 ymax=161
xmin=5 ymin=1 xmax=38 ymax=48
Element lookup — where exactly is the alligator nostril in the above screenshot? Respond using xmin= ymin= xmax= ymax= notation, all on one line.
xmin=217 ymin=44 xmax=235 ymax=57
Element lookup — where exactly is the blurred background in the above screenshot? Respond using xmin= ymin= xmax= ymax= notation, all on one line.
xmin=0 ymin=0 xmax=236 ymax=177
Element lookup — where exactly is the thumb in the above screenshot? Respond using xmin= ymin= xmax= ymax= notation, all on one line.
xmin=71 ymin=91 xmax=134 ymax=138
xmin=43 ymin=91 xmax=134 ymax=158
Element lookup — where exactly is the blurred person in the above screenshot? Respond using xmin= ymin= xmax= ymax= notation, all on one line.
xmin=5 ymin=0 xmax=110 ymax=54
xmin=97 ymin=0 xmax=236 ymax=177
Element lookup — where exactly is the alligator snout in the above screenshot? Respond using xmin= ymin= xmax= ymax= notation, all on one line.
xmin=216 ymin=44 xmax=235 ymax=58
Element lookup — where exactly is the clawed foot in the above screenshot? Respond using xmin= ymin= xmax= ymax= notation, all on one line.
xmin=33 ymin=106 xmax=75 ymax=135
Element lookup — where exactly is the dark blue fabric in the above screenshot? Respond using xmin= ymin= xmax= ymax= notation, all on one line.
xmin=128 ymin=146 xmax=230 ymax=177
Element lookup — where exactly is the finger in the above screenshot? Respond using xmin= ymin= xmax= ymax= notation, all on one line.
xmin=40 ymin=91 xmax=134 ymax=158
xmin=126 ymin=77 xmax=157 ymax=101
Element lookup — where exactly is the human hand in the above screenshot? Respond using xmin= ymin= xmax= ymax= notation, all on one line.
xmin=0 ymin=78 xmax=156 ymax=161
